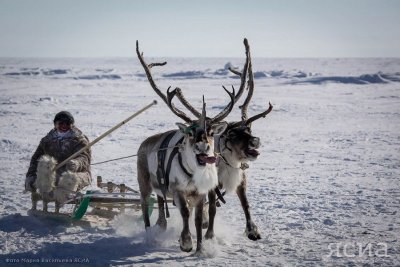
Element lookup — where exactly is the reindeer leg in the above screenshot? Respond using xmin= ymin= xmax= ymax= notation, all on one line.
xmin=175 ymin=191 xmax=192 ymax=252
xmin=194 ymin=195 xmax=205 ymax=253
xmin=140 ymin=195 xmax=151 ymax=229
xmin=237 ymin=174 xmax=261 ymax=240
xmin=137 ymin=158 xmax=152 ymax=229
xmin=31 ymin=192 xmax=38 ymax=210
xmin=205 ymin=190 xmax=216 ymax=239
xmin=155 ymin=195 xmax=167 ymax=230
xmin=202 ymin=200 xmax=209 ymax=229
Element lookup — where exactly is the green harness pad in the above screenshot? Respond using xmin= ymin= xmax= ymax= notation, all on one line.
xmin=72 ymin=191 xmax=92 ymax=220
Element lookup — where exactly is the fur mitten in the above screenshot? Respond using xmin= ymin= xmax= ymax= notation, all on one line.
xmin=35 ymin=155 xmax=57 ymax=194
xmin=53 ymin=171 xmax=79 ymax=204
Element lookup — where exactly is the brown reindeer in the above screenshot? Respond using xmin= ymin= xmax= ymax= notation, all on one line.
xmin=207 ymin=41 xmax=273 ymax=241
xmin=136 ymin=41 xmax=235 ymax=253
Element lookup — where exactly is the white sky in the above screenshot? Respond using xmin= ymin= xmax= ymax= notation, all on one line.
xmin=0 ymin=0 xmax=399 ymax=57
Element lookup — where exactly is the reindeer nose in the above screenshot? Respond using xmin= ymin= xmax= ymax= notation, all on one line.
xmin=250 ymin=137 xmax=260 ymax=148
xmin=195 ymin=143 xmax=210 ymax=153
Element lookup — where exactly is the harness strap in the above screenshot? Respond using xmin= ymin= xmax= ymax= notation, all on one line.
xmin=157 ymin=131 xmax=177 ymax=218
xmin=217 ymin=136 xmax=248 ymax=171
xmin=165 ymin=137 xmax=192 ymax=182
xmin=178 ymin=152 xmax=193 ymax=178
xmin=215 ymin=187 xmax=226 ymax=204
xmin=158 ymin=134 xmax=195 ymax=218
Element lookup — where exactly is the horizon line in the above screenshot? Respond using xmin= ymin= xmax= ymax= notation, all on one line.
xmin=1 ymin=56 xmax=399 ymax=60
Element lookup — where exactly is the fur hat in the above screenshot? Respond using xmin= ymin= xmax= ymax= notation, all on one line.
xmin=54 ymin=111 xmax=74 ymax=124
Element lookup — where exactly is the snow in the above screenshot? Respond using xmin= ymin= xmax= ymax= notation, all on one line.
xmin=0 ymin=57 xmax=399 ymax=266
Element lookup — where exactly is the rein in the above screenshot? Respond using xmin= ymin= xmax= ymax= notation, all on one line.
xmin=91 ymin=145 xmax=181 ymax=166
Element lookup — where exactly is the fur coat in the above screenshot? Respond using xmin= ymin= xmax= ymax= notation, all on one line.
xmin=26 ymin=126 xmax=91 ymax=188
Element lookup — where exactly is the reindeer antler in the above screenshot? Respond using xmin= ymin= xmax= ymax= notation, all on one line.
xmin=165 ymin=87 xmax=193 ymax=123
xmin=174 ymin=38 xmax=251 ymax=119
xmin=137 ymin=40 xmax=237 ymax=124
xmin=230 ymin=39 xmax=274 ymax=128
xmin=239 ymin=56 xmax=273 ymax=127
xmin=136 ymin=41 xmax=168 ymax=104
xmin=239 ymin=54 xmax=254 ymax=122
xmin=245 ymin=102 xmax=273 ymax=126
xmin=229 ymin=38 xmax=251 ymax=104
xmin=137 ymin=41 xmax=193 ymax=123
xmin=175 ymin=88 xmax=201 ymax=118
xmin=199 ymin=95 xmax=207 ymax=130
xmin=210 ymin=86 xmax=235 ymax=123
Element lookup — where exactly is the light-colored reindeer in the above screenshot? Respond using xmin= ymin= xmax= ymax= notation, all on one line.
xmin=136 ymin=41 xmax=235 ymax=253
xmin=173 ymin=39 xmax=273 ymax=241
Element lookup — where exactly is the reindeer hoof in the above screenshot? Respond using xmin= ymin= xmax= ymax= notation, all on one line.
xmin=193 ymin=248 xmax=205 ymax=257
xmin=202 ymin=221 xmax=209 ymax=229
xmin=248 ymin=232 xmax=261 ymax=240
xmin=246 ymin=224 xmax=261 ymax=240
xmin=179 ymin=235 xmax=193 ymax=252
xmin=204 ymin=230 xmax=214 ymax=240
xmin=155 ymin=219 xmax=167 ymax=231
xmin=180 ymin=245 xmax=193 ymax=252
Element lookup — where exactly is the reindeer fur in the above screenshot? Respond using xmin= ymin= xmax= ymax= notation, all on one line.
xmin=205 ymin=131 xmax=262 ymax=241
xmin=137 ymin=123 xmax=226 ymax=253
xmin=216 ymin=136 xmax=244 ymax=193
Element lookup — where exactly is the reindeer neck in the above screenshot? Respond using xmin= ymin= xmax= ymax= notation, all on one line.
xmin=180 ymin=138 xmax=196 ymax=174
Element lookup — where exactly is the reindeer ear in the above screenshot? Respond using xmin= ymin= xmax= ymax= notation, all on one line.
xmin=176 ymin=122 xmax=193 ymax=136
xmin=211 ymin=121 xmax=228 ymax=135
xmin=176 ymin=122 xmax=187 ymax=133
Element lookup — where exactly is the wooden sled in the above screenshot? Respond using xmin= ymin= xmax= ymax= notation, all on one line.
xmin=28 ymin=176 xmax=157 ymax=222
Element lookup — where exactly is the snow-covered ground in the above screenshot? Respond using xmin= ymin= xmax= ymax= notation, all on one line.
xmin=0 ymin=57 xmax=399 ymax=266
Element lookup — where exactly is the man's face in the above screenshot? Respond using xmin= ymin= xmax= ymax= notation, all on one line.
xmin=55 ymin=120 xmax=72 ymax=132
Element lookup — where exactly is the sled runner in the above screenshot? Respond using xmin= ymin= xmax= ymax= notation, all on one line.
xmin=28 ymin=176 xmax=158 ymax=222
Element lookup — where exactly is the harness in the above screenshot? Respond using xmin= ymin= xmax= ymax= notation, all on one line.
xmin=216 ymin=134 xmax=249 ymax=171
xmin=156 ymin=131 xmax=229 ymax=216
xmin=156 ymin=131 xmax=191 ymax=217
xmin=213 ymin=134 xmax=251 ymax=205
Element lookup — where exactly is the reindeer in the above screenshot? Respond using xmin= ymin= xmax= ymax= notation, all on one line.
xmin=206 ymin=60 xmax=273 ymax=241
xmin=136 ymin=41 xmax=235 ymax=253
xmin=173 ymin=39 xmax=273 ymax=241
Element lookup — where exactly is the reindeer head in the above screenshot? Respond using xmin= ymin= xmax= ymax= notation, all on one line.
xmin=168 ymin=90 xmax=230 ymax=169
xmin=177 ymin=115 xmax=228 ymax=168
xmin=222 ymin=125 xmax=259 ymax=162
xmin=222 ymin=45 xmax=273 ymax=164
xmin=222 ymin=99 xmax=272 ymax=163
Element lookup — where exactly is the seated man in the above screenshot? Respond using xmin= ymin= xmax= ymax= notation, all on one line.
xmin=25 ymin=111 xmax=92 ymax=199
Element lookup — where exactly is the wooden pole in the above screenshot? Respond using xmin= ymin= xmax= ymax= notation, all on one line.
xmin=54 ymin=100 xmax=157 ymax=171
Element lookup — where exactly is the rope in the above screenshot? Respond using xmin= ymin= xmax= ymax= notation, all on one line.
xmin=91 ymin=154 xmax=138 ymax=165
xmin=91 ymin=145 xmax=181 ymax=166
